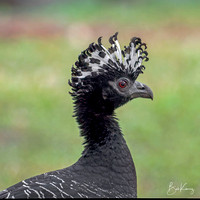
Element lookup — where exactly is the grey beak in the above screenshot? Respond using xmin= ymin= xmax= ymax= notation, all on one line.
xmin=130 ymin=81 xmax=153 ymax=100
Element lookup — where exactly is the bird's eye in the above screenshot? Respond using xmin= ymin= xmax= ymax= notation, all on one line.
xmin=118 ymin=80 xmax=128 ymax=88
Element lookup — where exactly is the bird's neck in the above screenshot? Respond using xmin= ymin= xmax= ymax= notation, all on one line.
xmin=72 ymin=96 xmax=137 ymax=194
xmin=74 ymin=92 xmax=120 ymax=147
xmin=72 ymin=99 xmax=137 ymax=194
xmin=73 ymin=92 xmax=135 ymax=166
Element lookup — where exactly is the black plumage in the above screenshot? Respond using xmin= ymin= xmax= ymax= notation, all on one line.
xmin=0 ymin=32 xmax=153 ymax=199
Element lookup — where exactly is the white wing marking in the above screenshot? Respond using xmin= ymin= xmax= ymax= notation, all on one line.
xmin=35 ymin=181 xmax=46 ymax=185
xmin=5 ymin=191 xmax=11 ymax=199
xmin=22 ymin=180 xmax=28 ymax=185
xmin=49 ymin=175 xmax=65 ymax=183
xmin=23 ymin=185 xmax=41 ymax=199
xmin=39 ymin=191 xmax=45 ymax=198
xmin=49 ymin=183 xmax=73 ymax=198
xmin=39 ymin=186 xmax=57 ymax=198
xmin=24 ymin=190 xmax=30 ymax=198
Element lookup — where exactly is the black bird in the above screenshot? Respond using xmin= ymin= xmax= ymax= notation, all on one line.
xmin=0 ymin=32 xmax=153 ymax=198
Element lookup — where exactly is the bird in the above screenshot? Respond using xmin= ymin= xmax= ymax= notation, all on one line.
xmin=0 ymin=32 xmax=153 ymax=198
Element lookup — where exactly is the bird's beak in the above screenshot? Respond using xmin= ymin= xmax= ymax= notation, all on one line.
xmin=130 ymin=81 xmax=153 ymax=100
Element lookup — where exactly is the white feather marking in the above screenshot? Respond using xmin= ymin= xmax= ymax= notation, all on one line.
xmin=23 ymin=185 xmax=41 ymax=199
xmin=22 ymin=180 xmax=28 ymax=185
xmin=39 ymin=191 xmax=45 ymax=198
xmin=59 ymin=183 xmax=63 ymax=189
xmin=101 ymin=44 xmax=111 ymax=56
xmin=35 ymin=181 xmax=46 ymax=185
xmin=24 ymin=190 xmax=30 ymax=198
xmin=80 ymin=184 xmax=100 ymax=196
xmin=71 ymin=180 xmax=78 ymax=184
xmin=26 ymin=189 xmax=31 ymax=194
xmin=78 ymin=71 xmax=93 ymax=79
xmin=50 ymin=183 xmax=73 ymax=198
xmin=39 ymin=186 xmax=57 ymax=198
xmin=96 ymin=186 xmax=112 ymax=193
xmin=5 ymin=192 xmax=11 ymax=199
xmin=49 ymin=175 xmax=65 ymax=183
xmin=113 ymin=39 xmax=122 ymax=64
xmin=60 ymin=192 xmax=65 ymax=198
xmin=78 ymin=193 xmax=88 ymax=198
xmin=77 ymin=192 xmax=84 ymax=198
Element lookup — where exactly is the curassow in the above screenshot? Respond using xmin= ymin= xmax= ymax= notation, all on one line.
xmin=0 ymin=32 xmax=153 ymax=198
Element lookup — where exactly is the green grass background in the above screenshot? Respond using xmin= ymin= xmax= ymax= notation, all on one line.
xmin=0 ymin=0 xmax=200 ymax=197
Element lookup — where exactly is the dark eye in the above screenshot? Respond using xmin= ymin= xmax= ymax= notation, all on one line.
xmin=118 ymin=80 xmax=128 ymax=88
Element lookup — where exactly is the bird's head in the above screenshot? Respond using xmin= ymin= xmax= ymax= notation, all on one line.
xmin=69 ymin=33 xmax=153 ymax=114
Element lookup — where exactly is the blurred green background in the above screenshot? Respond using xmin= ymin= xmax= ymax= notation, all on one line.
xmin=0 ymin=0 xmax=199 ymax=198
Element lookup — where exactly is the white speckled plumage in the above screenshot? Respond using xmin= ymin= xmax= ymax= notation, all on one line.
xmin=71 ymin=32 xmax=148 ymax=86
